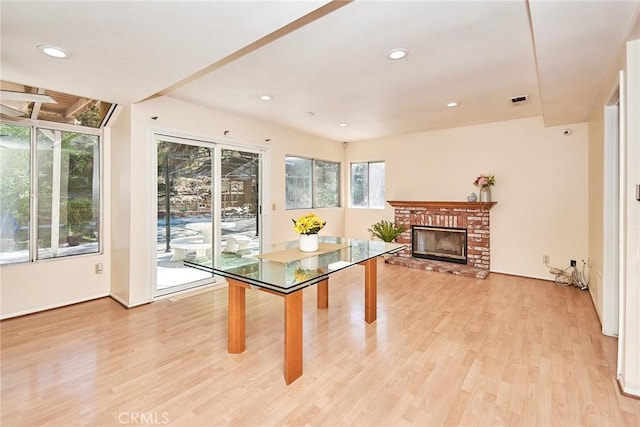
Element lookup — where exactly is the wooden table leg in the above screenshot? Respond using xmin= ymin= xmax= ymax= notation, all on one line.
xmin=284 ymin=291 xmax=303 ymax=384
xmin=317 ymin=278 xmax=328 ymax=309
xmin=227 ymin=279 xmax=246 ymax=353
xmin=361 ymin=257 xmax=378 ymax=323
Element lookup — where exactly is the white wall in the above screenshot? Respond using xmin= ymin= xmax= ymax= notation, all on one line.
xmin=344 ymin=116 xmax=589 ymax=280
xmin=0 ymin=127 xmax=113 ymax=319
xmin=619 ymin=38 xmax=640 ymax=397
xmin=588 ymin=104 xmax=606 ymax=322
xmin=1 ymin=95 xmax=345 ymax=316
xmin=112 ymin=96 xmax=344 ymax=307
xmin=586 ymin=15 xmax=640 ymax=397
xmin=109 ymin=105 xmax=132 ymax=305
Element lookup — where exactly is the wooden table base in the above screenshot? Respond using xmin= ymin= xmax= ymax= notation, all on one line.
xmin=317 ymin=279 xmax=328 ymax=309
xmin=361 ymin=257 xmax=377 ymax=323
xmin=284 ymin=291 xmax=303 ymax=384
xmin=227 ymin=279 xmax=247 ymax=353
xmin=225 ymin=257 xmax=379 ymax=384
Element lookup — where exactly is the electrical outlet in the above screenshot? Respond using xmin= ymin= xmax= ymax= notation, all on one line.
xmin=570 ymin=259 xmax=576 ymax=267
xmin=543 ymin=255 xmax=550 ymax=264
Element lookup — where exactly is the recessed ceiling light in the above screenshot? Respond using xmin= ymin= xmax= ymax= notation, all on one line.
xmin=338 ymin=123 xmax=349 ymax=127
xmin=37 ymin=45 xmax=71 ymax=59
xmin=259 ymin=95 xmax=273 ymax=101
xmin=446 ymin=101 xmax=461 ymax=108
xmin=387 ymin=48 xmax=408 ymax=60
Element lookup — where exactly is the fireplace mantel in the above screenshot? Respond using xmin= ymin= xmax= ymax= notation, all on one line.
xmin=387 ymin=200 xmax=496 ymax=278
xmin=387 ymin=200 xmax=496 ymax=210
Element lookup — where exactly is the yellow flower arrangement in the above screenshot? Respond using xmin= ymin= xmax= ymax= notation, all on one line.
xmin=294 ymin=268 xmax=312 ymax=282
xmin=292 ymin=213 xmax=326 ymax=235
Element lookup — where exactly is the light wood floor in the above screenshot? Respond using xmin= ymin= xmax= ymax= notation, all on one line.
xmin=2 ymin=259 xmax=639 ymax=426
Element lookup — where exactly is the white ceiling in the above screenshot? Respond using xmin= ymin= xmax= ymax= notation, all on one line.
xmin=1 ymin=0 xmax=639 ymax=142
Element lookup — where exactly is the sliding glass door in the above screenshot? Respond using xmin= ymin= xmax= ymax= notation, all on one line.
xmin=220 ymin=147 xmax=260 ymax=249
xmin=156 ymin=137 xmax=213 ymax=294
xmin=155 ymin=135 xmax=263 ymax=296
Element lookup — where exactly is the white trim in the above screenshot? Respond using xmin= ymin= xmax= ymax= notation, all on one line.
xmin=618 ymin=38 xmax=640 ymax=398
xmin=151 ymin=133 xmax=216 ymax=298
xmin=151 ymin=127 xmax=269 ymax=152
xmin=110 ymin=293 xmax=152 ymax=309
xmin=153 ymin=281 xmax=226 ymax=301
xmin=109 ymin=292 xmax=130 ymax=308
xmin=618 ymin=377 xmax=640 ymax=399
xmin=261 ymin=147 xmax=272 ymax=244
xmin=617 ymin=53 xmax=628 ymax=395
xmin=602 ymin=72 xmax=622 ymax=337
xmin=0 ymin=293 xmax=109 ymax=320
xmin=150 ymin=131 xmax=160 ymax=297
xmin=489 ymin=268 xmax=552 ymax=282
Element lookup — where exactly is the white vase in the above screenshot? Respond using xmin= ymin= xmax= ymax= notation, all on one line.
xmin=479 ymin=187 xmax=492 ymax=202
xmin=299 ymin=234 xmax=319 ymax=252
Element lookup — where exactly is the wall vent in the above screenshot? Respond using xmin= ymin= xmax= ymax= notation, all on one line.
xmin=509 ymin=95 xmax=529 ymax=105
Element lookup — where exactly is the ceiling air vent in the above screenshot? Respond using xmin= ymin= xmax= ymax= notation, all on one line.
xmin=509 ymin=95 xmax=529 ymax=106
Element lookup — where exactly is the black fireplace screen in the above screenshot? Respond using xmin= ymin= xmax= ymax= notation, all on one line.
xmin=412 ymin=225 xmax=467 ymax=264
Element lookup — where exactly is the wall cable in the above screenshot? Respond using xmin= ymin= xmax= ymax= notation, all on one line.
xmin=545 ymin=259 xmax=589 ymax=290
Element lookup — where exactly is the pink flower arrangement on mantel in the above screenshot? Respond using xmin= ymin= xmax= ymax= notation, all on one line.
xmin=473 ymin=174 xmax=496 ymax=189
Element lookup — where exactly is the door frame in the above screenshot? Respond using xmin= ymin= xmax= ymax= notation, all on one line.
xmin=602 ymin=71 xmax=622 ymax=337
xmin=150 ymin=131 xmax=268 ymax=298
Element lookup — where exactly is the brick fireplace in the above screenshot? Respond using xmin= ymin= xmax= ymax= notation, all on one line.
xmin=386 ymin=201 xmax=497 ymax=279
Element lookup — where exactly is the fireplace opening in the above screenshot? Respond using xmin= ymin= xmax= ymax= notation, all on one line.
xmin=412 ymin=225 xmax=467 ymax=264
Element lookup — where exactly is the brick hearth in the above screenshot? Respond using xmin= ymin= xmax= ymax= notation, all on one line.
xmin=386 ymin=200 xmax=497 ymax=279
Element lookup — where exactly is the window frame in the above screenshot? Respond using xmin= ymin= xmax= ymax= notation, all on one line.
xmin=0 ymin=117 xmax=103 ymax=265
xmin=349 ymin=160 xmax=386 ymax=209
xmin=285 ymin=155 xmax=341 ymax=210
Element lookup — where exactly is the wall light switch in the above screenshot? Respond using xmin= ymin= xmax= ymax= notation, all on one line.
xmin=95 ymin=263 xmax=103 ymax=274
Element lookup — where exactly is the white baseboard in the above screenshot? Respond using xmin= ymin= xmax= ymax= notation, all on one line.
xmin=108 ymin=293 xmax=129 ymax=307
xmin=489 ymin=269 xmax=552 ymax=282
xmin=109 ymin=293 xmax=153 ymax=309
xmin=0 ymin=292 xmax=110 ymax=320
xmin=618 ymin=376 xmax=640 ymax=398
xmin=157 ymin=282 xmax=226 ymax=301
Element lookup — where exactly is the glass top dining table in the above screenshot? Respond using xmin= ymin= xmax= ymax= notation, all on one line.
xmin=184 ymin=235 xmax=406 ymax=384
xmin=184 ymin=235 xmax=405 ymax=294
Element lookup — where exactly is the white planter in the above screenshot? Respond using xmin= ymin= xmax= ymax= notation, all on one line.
xmin=299 ymin=234 xmax=319 ymax=252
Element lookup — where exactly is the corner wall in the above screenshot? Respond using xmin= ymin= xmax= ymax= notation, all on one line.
xmin=0 ymin=127 xmax=113 ymax=319
xmin=344 ymin=116 xmax=589 ymax=280
xmin=112 ymin=96 xmax=344 ymax=307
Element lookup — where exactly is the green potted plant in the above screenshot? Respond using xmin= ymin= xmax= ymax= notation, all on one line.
xmin=369 ymin=219 xmax=407 ymax=242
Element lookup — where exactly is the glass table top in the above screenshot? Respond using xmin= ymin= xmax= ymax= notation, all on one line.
xmin=184 ymin=236 xmax=406 ymax=294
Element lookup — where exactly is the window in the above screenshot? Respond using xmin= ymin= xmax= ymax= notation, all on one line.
xmin=0 ymin=124 xmax=30 ymax=263
xmin=0 ymin=122 xmax=100 ymax=265
xmin=314 ymin=160 xmax=340 ymax=208
xmin=1 ymin=80 xmax=113 ymax=128
xmin=350 ymin=161 xmax=385 ymax=208
xmin=285 ymin=156 xmax=340 ymax=209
